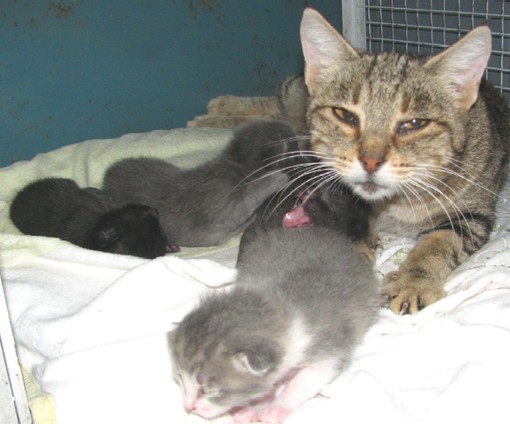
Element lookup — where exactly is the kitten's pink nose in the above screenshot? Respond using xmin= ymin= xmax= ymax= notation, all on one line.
xmin=184 ymin=393 xmax=197 ymax=411
xmin=360 ymin=157 xmax=383 ymax=173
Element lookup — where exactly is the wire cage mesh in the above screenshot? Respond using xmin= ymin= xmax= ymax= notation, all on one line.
xmin=364 ymin=0 xmax=510 ymax=100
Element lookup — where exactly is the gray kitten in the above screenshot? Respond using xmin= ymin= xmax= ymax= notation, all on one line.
xmin=103 ymin=120 xmax=298 ymax=247
xmin=170 ymin=226 xmax=379 ymax=423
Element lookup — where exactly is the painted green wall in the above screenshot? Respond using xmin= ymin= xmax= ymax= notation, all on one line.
xmin=0 ymin=1 xmax=341 ymax=167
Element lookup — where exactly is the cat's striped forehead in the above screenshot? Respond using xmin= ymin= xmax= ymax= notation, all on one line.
xmin=330 ymin=52 xmax=431 ymax=115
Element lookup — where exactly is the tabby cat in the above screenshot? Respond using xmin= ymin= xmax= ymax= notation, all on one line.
xmin=281 ymin=8 xmax=510 ymax=314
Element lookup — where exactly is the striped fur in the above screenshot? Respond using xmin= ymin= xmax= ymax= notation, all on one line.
xmin=281 ymin=8 xmax=510 ymax=314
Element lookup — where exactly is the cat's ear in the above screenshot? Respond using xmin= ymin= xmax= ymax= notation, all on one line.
xmin=300 ymin=8 xmax=360 ymax=94
xmin=232 ymin=346 xmax=276 ymax=376
xmin=424 ymin=26 xmax=492 ymax=110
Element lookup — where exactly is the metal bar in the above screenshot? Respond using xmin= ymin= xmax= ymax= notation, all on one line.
xmin=342 ymin=0 xmax=367 ymax=49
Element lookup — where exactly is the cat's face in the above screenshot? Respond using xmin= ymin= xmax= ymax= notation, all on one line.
xmin=301 ymin=9 xmax=491 ymax=204
xmin=308 ymin=54 xmax=460 ymax=203
xmin=169 ymin=330 xmax=280 ymax=419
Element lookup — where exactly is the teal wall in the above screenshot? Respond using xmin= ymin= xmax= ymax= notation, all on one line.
xmin=0 ymin=1 xmax=341 ymax=167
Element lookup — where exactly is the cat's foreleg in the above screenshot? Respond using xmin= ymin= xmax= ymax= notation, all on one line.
xmin=233 ymin=359 xmax=338 ymax=423
xmin=382 ymin=229 xmax=467 ymax=314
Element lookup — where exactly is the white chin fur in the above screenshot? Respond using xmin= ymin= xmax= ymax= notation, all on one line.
xmin=351 ymin=182 xmax=397 ymax=202
xmin=344 ymin=162 xmax=399 ymax=202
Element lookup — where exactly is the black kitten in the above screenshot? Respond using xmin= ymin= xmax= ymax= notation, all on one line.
xmin=10 ymin=178 xmax=172 ymax=259
xmin=88 ymin=204 xmax=177 ymax=258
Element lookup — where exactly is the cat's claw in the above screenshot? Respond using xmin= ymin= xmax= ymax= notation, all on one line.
xmin=382 ymin=270 xmax=446 ymax=315
xmin=399 ymin=301 xmax=410 ymax=316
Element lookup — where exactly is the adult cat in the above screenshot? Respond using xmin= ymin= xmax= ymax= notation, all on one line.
xmin=281 ymin=8 xmax=510 ymax=314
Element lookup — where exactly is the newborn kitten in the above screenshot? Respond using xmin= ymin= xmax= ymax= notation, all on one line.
xmin=170 ymin=226 xmax=379 ymax=423
xmin=238 ymin=183 xmax=374 ymax=264
xmin=88 ymin=204 xmax=176 ymax=258
xmin=102 ymin=120 xmax=299 ymax=247
xmin=10 ymin=178 xmax=172 ymax=258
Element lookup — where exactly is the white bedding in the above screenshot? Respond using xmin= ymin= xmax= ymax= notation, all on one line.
xmin=1 ymin=128 xmax=510 ymax=424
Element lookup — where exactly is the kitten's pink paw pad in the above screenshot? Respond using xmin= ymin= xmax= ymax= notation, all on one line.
xmin=233 ymin=407 xmax=260 ymax=423
xmin=256 ymin=406 xmax=292 ymax=423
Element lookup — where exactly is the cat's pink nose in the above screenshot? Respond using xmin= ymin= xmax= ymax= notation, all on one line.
xmin=360 ymin=157 xmax=383 ymax=173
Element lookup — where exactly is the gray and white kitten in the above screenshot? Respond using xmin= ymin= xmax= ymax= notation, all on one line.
xmin=103 ymin=120 xmax=299 ymax=247
xmin=170 ymin=226 xmax=379 ymax=423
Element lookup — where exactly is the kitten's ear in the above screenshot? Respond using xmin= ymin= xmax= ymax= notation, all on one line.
xmin=232 ymin=346 xmax=276 ymax=376
xmin=424 ymin=26 xmax=492 ymax=110
xmin=300 ymin=8 xmax=360 ymax=94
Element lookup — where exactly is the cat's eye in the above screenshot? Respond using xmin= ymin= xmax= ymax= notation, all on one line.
xmin=332 ymin=107 xmax=359 ymax=128
xmin=397 ymin=118 xmax=430 ymax=134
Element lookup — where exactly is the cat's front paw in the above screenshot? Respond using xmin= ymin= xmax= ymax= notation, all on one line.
xmin=382 ymin=270 xmax=446 ymax=315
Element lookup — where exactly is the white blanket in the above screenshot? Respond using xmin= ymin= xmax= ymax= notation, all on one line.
xmin=1 ymin=128 xmax=510 ymax=424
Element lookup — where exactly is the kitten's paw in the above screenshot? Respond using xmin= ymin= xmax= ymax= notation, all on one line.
xmin=353 ymin=231 xmax=380 ymax=263
xmin=256 ymin=405 xmax=291 ymax=423
xmin=353 ymin=240 xmax=375 ymax=263
xmin=233 ymin=405 xmax=291 ymax=423
xmin=166 ymin=243 xmax=180 ymax=253
xmin=366 ymin=231 xmax=381 ymax=251
xmin=382 ymin=271 xmax=446 ymax=315
xmin=233 ymin=407 xmax=261 ymax=423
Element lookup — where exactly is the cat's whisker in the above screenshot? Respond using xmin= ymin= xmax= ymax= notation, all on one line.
xmin=259 ymin=134 xmax=310 ymax=148
xmin=408 ymin=175 xmax=475 ymax=246
xmin=244 ymin=162 xmax=333 ymax=196
xmin=415 ymin=162 xmax=505 ymax=201
xmin=407 ymin=177 xmax=457 ymax=235
xmin=256 ymin=162 xmax=330 ymax=214
xmin=233 ymin=150 xmax=328 ymax=189
xmin=398 ymin=182 xmax=423 ymax=222
xmin=262 ymin=167 xmax=338 ymax=221
xmin=400 ymin=179 xmax=443 ymax=232
xmin=302 ymin=172 xmax=345 ymax=201
xmin=411 ymin=170 xmax=477 ymax=242
xmin=272 ymin=163 xmax=339 ymax=203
